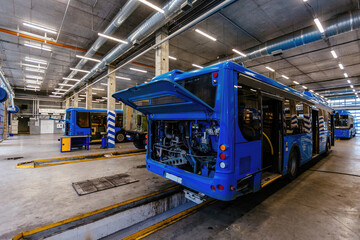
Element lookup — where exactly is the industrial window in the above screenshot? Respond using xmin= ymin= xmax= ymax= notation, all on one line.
xmin=77 ymin=112 xmax=90 ymax=128
xmin=237 ymin=85 xmax=261 ymax=142
xmin=115 ymin=113 xmax=123 ymax=128
xmin=176 ymin=73 xmax=216 ymax=108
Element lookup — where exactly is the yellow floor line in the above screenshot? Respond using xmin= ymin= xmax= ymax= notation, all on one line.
xmin=13 ymin=185 xmax=179 ymax=240
xmin=122 ymin=198 xmax=217 ymax=240
xmin=15 ymin=149 xmax=145 ymax=169
xmin=261 ymin=174 xmax=283 ymax=188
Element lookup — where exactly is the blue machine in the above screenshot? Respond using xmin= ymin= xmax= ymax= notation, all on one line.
xmin=64 ymin=108 xmax=125 ymax=143
xmin=113 ymin=61 xmax=334 ymax=201
xmin=334 ymin=110 xmax=356 ymax=138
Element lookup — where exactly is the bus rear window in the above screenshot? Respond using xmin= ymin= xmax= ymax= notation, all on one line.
xmin=77 ymin=112 xmax=90 ymax=128
xmin=176 ymin=73 xmax=216 ymax=108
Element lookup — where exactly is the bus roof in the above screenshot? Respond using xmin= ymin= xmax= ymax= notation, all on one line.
xmin=336 ymin=110 xmax=352 ymax=116
xmin=66 ymin=108 xmax=123 ymax=113
xmin=151 ymin=61 xmax=332 ymax=112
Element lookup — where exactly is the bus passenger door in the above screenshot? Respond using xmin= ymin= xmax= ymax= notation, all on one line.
xmin=331 ymin=113 xmax=335 ymax=146
xmin=312 ymin=109 xmax=319 ymax=154
xmin=261 ymin=95 xmax=283 ymax=183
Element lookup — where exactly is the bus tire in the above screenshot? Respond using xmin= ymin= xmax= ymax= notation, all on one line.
xmin=326 ymin=139 xmax=330 ymax=154
xmin=115 ymin=132 xmax=125 ymax=143
xmin=133 ymin=140 xmax=145 ymax=149
xmin=287 ymin=149 xmax=299 ymax=180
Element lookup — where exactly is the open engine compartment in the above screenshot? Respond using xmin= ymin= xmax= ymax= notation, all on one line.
xmin=150 ymin=120 xmax=220 ymax=177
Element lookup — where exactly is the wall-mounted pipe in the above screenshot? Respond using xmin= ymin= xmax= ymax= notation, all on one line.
xmin=65 ymin=0 xmax=190 ymax=94
xmin=0 ymin=69 xmax=15 ymax=108
xmin=218 ymin=10 xmax=360 ymax=64
xmin=62 ymin=0 xmax=141 ymax=83
xmin=66 ymin=0 xmax=237 ymax=100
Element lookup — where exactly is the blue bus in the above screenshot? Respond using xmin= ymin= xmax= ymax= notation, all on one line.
xmin=64 ymin=108 xmax=126 ymax=142
xmin=334 ymin=110 xmax=356 ymax=138
xmin=113 ymin=61 xmax=334 ymax=201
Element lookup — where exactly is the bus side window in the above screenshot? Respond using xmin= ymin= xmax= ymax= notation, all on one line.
xmin=296 ymin=102 xmax=304 ymax=134
xmin=77 ymin=112 xmax=90 ymax=128
xmin=237 ymin=85 xmax=261 ymax=142
xmin=303 ymin=104 xmax=311 ymax=133
xmin=319 ymin=110 xmax=324 ymax=131
xmin=323 ymin=111 xmax=328 ymax=131
xmin=115 ymin=113 xmax=123 ymax=128
xmin=284 ymin=100 xmax=292 ymax=135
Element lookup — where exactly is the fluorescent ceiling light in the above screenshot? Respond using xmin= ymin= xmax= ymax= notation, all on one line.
xmin=52 ymin=92 xmax=64 ymax=95
xmin=58 ymin=83 xmax=73 ymax=86
xmin=353 ymin=89 xmax=356 ymax=92
xmin=76 ymin=55 xmax=101 ymax=63
xmin=23 ymin=22 xmax=57 ymax=34
xmin=344 ymin=73 xmax=348 ymax=78
xmin=138 ymin=0 xmax=164 ymax=13
xmin=282 ymin=75 xmax=289 ymax=79
xmin=54 ymin=88 xmax=67 ymax=91
xmin=100 ymin=83 xmax=108 ymax=86
xmin=338 ymin=63 xmax=344 ymax=70
xmin=78 ymin=97 xmax=84 ymax=100
xmin=25 ymin=79 xmax=42 ymax=85
xmin=102 ymin=97 xmax=108 ymax=99
xmin=169 ymin=56 xmax=177 ymax=60
xmin=330 ymin=50 xmax=338 ymax=59
xmin=314 ymin=18 xmax=325 ymax=33
xmin=24 ymin=43 xmax=51 ymax=51
xmin=315 ymin=93 xmax=319 ymax=95
xmin=26 ymin=75 xmax=43 ymax=80
xmin=21 ymin=63 xmax=46 ymax=69
xmin=24 ymin=57 xmax=47 ymax=65
xmin=350 ymin=85 xmax=354 ymax=88
xmin=116 ymin=76 xmax=131 ymax=80
xmin=98 ymin=33 xmax=128 ymax=44
xmin=62 ymin=77 xmax=81 ymax=82
xmin=92 ymin=88 xmax=105 ymax=91
xmin=293 ymin=81 xmax=299 ymax=85
xmin=80 ymin=95 xmax=86 ymax=97
xmin=26 ymin=85 xmax=40 ymax=89
xmin=310 ymin=90 xmax=314 ymax=92
xmin=265 ymin=66 xmax=275 ymax=72
xmin=347 ymin=80 xmax=351 ymax=83
xmin=302 ymin=86 xmax=308 ymax=89
xmin=49 ymin=95 xmax=61 ymax=98
xmin=130 ymin=68 xmax=147 ymax=73
xmin=192 ymin=64 xmax=203 ymax=69
xmin=70 ymin=68 xmax=90 ymax=73
xmin=195 ymin=29 xmax=217 ymax=41
xmin=232 ymin=49 xmax=246 ymax=57
xmin=25 ymin=67 xmax=45 ymax=73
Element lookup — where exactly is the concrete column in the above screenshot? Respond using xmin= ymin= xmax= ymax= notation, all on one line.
xmin=107 ymin=65 xmax=116 ymax=148
xmin=73 ymin=94 xmax=79 ymax=108
xmin=155 ymin=28 xmax=169 ymax=76
xmin=266 ymin=71 xmax=276 ymax=80
xmin=86 ymin=85 xmax=92 ymax=109
xmin=65 ymin=97 xmax=70 ymax=109
xmin=107 ymin=65 xmax=116 ymax=111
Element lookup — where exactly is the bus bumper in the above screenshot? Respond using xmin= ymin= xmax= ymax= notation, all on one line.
xmin=146 ymin=158 xmax=238 ymax=201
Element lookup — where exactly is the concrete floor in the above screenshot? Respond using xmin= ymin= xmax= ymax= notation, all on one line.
xmin=147 ymin=138 xmax=360 ymax=240
xmin=0 ymin=134 xmax=173 ymax=239
xmin=0 ymin=135 xmax=359 ymax=240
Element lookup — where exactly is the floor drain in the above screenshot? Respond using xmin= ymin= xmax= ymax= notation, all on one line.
xmin=5 ymin=157 xmax=24 ymax=160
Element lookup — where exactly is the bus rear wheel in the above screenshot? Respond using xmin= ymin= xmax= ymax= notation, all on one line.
xmin=115 ymin=132 xmax=125 ymax=143
xmin=287 ymin=150 xmax=299 ymax=180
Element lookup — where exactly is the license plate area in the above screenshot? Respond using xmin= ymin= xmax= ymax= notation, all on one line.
xmin=165 ymin=172 xmax=182 ymax=184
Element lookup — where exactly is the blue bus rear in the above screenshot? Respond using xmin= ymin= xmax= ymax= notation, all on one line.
xmin=64 ymin=108 xmax=125 ymax=142
xmin=334 ymin=110 xmax=356 ymax=138
xmin=113 ymin=61 xmax=334 ymax=201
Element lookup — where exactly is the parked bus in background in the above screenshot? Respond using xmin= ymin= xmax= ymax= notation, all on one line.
xmin=334 ymin=110 xmax=356 ymax=138
xmin=113 ymin=61 xmax=334 ymax=201
xmin=64 ymin=108 xmax=125 ymax=143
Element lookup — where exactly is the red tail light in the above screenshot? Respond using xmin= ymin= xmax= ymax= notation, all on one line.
xmin=217 ymin=184 xmax=224 ymax=191
xmin=219 ymin=153 xmax=226 ymax=160
xmin=211 ymin=185 xmax=216 ymax=191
